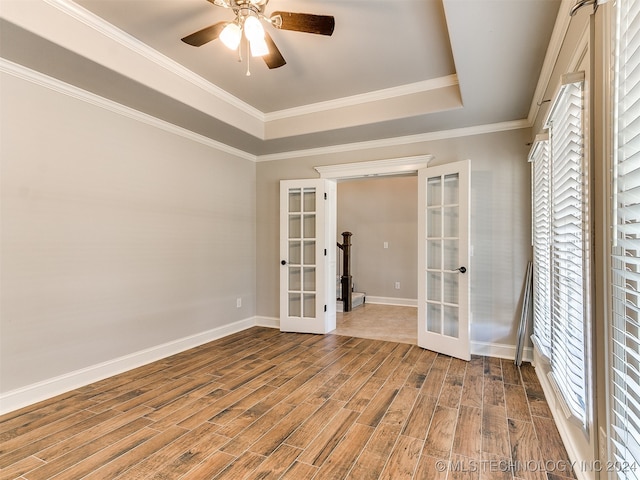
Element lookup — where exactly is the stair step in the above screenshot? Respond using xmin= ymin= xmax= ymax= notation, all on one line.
xmin=336 ymin=292 xmax=365 ymax=313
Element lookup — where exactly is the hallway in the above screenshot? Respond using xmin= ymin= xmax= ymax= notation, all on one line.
xmin=332 ymin=303 xmax=417 ymax=345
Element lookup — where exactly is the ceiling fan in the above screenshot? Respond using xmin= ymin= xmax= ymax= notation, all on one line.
xmin=181 ymin=0 xmax=335 ymax=73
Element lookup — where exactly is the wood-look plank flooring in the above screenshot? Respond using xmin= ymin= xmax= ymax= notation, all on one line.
xmin=0 ymin=327 xmax=575 ymax=479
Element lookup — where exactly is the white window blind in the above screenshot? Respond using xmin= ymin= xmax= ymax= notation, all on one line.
xmin=544 ymin=73 xmax=589 ymax=427
xmin=529 ymin=134 xmax=552 ymax=358
xmin=610 ymin=0 xmax=640 ymax=475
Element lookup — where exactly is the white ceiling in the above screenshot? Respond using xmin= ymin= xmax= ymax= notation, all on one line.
xmin=0 ymin=0 xmax=562 ymax=157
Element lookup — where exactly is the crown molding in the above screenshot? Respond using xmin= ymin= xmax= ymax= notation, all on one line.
xmin=257 ymin=119 xmax=530 ymax=162
xmin=264 ymin=75 xmax=459 ymax=122
xmin=2 ymin=57 xmax=529 ymax=164
xmin=0 ymin=58 xmax=257 ymax=162
xmin=42 ymin=0 xmax=265 ymax=122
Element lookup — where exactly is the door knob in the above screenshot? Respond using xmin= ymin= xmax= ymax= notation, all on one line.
xmin=281 ymin=260 xmax=287 ymax=265
xmin=456 ymin=266 xmax=467 ymax=273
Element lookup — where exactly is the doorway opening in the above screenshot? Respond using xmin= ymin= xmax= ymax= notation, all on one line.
xmin=331 ymin=173 xmax=419 ymax=344
xmin=312 ymin=156 xmax=432 ymax=344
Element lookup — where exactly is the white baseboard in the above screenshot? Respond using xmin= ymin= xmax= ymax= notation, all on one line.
xmin=365 ymin=296 xmax=418 ymax=307
xmin=1 ymin=315 xmax=532 ymax=415
xmin=254 ymin=316 xmax=279 ymax=329
xmin=470 ymin=340 xmax=534 ymax=363
xmin=254 ymin=316 xmax=529 ymax=362
xmin=0 ymin=317 xmax=256 ymax=415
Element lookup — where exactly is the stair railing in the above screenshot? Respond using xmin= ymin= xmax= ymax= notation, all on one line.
xmin=336 ymin=231 xmax=353 ymax=312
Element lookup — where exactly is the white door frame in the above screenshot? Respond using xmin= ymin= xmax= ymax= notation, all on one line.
xmin=314 ymin=155 xmax=433 ymax=329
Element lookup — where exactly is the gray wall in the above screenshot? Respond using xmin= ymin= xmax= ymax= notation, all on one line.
xmin=0 ymin=72 xmax=256 ymax=393
xmin=256 ymin=128 xmax=533 ymax=347
xmin=337 ymin=175 xmax=418 ymax=300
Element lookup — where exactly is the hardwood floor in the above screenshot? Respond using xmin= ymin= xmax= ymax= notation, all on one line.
xmin=0 ymin=327 xmax=575 ymax=479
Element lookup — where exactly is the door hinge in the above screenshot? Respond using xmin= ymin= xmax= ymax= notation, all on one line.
xmin=324 ymin=192 xmax=327 ymax=200
xmin=324 ymin=305 xmax=327 ymax=312
xmin=324 ymin=249 xmax=327 ymax=256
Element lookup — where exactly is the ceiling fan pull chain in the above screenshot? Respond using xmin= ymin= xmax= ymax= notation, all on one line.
xmin=245 ymin=38 xmax=251 ymax=76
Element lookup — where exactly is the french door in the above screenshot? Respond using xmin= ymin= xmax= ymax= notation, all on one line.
xmin=418 ymin=160 xmax=471 ymax=360
xmin=279 ymin=179 xmax=336 ymax=334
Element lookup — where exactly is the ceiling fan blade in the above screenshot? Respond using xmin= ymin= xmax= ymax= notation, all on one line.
xmin=271 ymin=11 xmax=335 ymax=36
xmin=263 ymin=31 xmax=286 ymax=69
xmin=181 ymin=22 xmax=227 ymax=46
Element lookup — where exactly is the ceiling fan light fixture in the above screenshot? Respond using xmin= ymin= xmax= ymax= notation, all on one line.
xmin=244 ymin=15 xmax=265 ymax=42
xmin=249 ymin=37 xmax=269 ymax=57
xmin=219 ymin=22 xmax=241 ymax=50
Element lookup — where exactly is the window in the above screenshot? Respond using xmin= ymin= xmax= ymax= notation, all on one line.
xmin=609 ymin=0 xmax=640 ymax=475
xmin=531 ymin=72 xmax=589 ymax=428
xmin=530 ymin=134 xmax=552 ymax=358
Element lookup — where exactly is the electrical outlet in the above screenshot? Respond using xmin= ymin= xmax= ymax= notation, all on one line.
xmin=236 ymin=298 xmax=242 ymax=308
xmin=395 ymin=282 xmax=400 ymax=289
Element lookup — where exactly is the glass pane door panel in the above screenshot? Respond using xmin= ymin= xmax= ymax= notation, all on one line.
xmin=303 ymin=188 xmax=316 ymax=212
xmin=303 ymin=267 xmax=316 ymax=291
xmin=427 ymin=303 xmax=442 ymax=333
xmin=289 ymin=268 xmax=301 ymax=291
xmin=427 ymin=208 xmax=442 ymax=237
xmin=427 ymin=177 xmax=442 ymax=206
xmin=443 ymin=174 xmax=459 ymax=205
xmin=303 ymin=241 xmax=316 ymax=265
xmin=443 ymin=273 xmax=459 ymax=304
xmin=443 ymin=207 xmax=459 ymax=237
xmin=443 ymin=306 xmax=459 ymax=337
xmin=418 ymin=160 xmax=469 ymax=360
xmin=443 ymin=240 xmax=458 ymax=270
xmin=289 ymin=293 xmax=301 ymax=317
xmin=303 ymin=294 xmax=316 ymax=317
xmin=289 ymin=189 xmax=301 ymax=212
xmin=289 ymin=241 xmax=301 ymax=265
xmin=289 ymin=216 xmax=301 ymax=238
xmin=427 ymin=240 xmax=442 ymax=269
xmin=427 ymin=272 xmax=442 ymax=301
xmin=303 ymin=215 xmax=316 ymax=238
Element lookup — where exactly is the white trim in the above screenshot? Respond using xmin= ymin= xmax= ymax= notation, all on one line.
xmin=314 ymin=156 xmax=433 ymax=180
xmin=254 ymin=316 xmax=280 ymax=329
xmin=42 ymin=0 xmax=264 ymax=122
xmin=255 ymin=315 xmax=531 ymax=362
xmin=365 ymin=296 xmax=418 ymax=307
xmin=470 ymin=340 xmax=534 ymax=363
xmin=527 ymin=0 xmax=575 ymax=124
xmin=1 ymin=312 xmax=539 ymax=414
xmin=1 ymin=59 xmax=530 ymax=165
xmin=0 ymin=59 xmax=257 ymax=162
xmin=533 ymin=348 xmax=595 ymax=480
xmin=0 ymin=317 xmax=257 ymax=415
xmin=257 ymin=119 xmax=530 ymax=162
xmin=265 ymin=75 xmax=459 ymax=121
xmin=527 ymin=132 xmax=550 ymax=162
